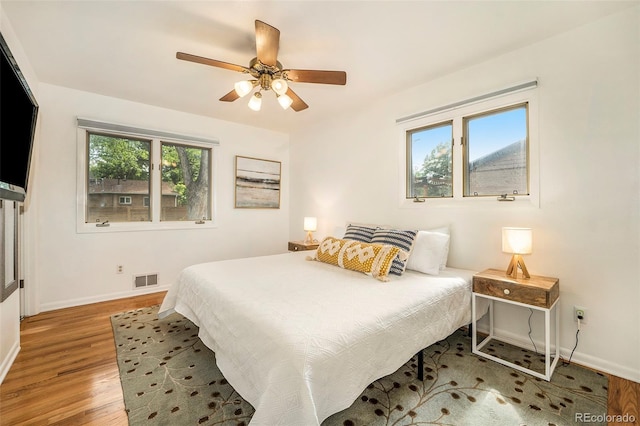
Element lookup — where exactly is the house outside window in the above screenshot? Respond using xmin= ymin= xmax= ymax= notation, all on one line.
xmin=463 ymin=103 xmax=528 ymax=197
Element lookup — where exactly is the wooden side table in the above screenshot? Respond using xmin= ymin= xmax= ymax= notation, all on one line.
xmin=288 ymin=241 xmax=319 ymax=252
xmin=471 ymin=268 xmax=560 ymax=381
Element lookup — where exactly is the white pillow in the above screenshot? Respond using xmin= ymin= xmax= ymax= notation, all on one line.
xmin=406 ymin=229 xmax=450 ymax=275
xmin=333 ymin=226 xmax=347 ymax=238
xmin=428 ymin=227 xmax=450 ymax=270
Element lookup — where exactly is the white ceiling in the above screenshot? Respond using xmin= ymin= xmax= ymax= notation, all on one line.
xmin=2 ymin=1 xmax=635 ymax=134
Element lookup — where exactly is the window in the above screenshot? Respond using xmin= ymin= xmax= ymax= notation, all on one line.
xmin=464 ymin=104 xmax=528 ymax=197
xmin=77 ymin=119 xmax=218 ymax=232
xmin=88 ymin=133 xmax=150 ymax=222
xmin=399 ymin=82 xmax=537 ymax=205
xmin=160 ymin=142 xmax=211 ymax=222
xmin=406 ymin=121 xmax=453 ymax=198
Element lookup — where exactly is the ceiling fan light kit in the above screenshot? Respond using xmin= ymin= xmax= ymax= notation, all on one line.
xmin=177 ymin=20 xmax=347 ymax=112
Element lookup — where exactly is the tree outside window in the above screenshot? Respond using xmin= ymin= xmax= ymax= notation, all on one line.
xmin=407 ymin=122 xmax=453 ymax=198
xmin=161 ymin=143 xmax=210 ymax=221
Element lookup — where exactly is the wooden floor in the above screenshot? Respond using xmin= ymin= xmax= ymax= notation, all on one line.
xmin=0 ymin=292 xmax=165 ymax=426
xmin=1 ymin=292 xmax=638 ymax=425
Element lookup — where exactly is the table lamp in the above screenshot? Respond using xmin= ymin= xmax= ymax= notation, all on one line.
xmin=502 ymin=227 xmax=532 ymax=279
xmin=304 ymin=217 xmax=317 ymax=244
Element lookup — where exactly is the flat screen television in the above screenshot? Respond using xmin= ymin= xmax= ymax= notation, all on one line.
xmin=0 ymin=32 xmax=38 ymax=202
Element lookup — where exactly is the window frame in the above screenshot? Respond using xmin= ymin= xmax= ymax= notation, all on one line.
xmin=462 ymin=102 xmax=530 ymax=198
xmin=76 ymin=123 xmax=218 ymax=233
xmin=398 ymin=86 xmax=539 ymax=208
xmin=405 ymin=120 xmax=454 ymax=199
xmin=159 ymin=140 xmax=213 ymax=222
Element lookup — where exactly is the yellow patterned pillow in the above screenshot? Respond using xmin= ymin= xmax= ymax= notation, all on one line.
xmin=309 ymin=236 xmax=407 ymax=281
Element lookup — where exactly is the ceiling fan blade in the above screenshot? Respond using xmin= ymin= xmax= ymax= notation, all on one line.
xmin=219 ymin=89 xmax=240 ymax=102
xmin=286 ymin=88 xmax=309 ymax=112
xmin=255 ymin=20 xmax=280 ymax=67
xmin=284 ymin=69 xmax=347 ymax=85
xmin=176 ymin=52 xmax=249 ymax=73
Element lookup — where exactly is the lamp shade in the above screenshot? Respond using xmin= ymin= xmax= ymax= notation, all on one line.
xmin=271 ymin=78 xmax=289 ymax=95
xmin=248 ymin=92 xmax=262 ymax=111
xmin=277 ymin=93 xmax=293 ymax=110
xmin=502 ymin=227 xmax=532 ymax=254
xmin=234 ymin=80 xmax=254 ymax=97
xmin=303 ymin=217 xmax=317 ymax=232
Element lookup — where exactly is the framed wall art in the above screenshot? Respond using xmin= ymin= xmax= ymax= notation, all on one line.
xmin=235 ymin=156 xmax=281 ymax=209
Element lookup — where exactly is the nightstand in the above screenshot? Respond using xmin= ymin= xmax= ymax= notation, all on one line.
xmin=471 ymin=268 xmax=560 ymax=381
xmin=288 ymin=241 xmax=319 ymax=252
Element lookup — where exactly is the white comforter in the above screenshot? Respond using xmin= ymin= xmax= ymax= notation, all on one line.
xmin=159 ymin=251 xmax=479 ymax=426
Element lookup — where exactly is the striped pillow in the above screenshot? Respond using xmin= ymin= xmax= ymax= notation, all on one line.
xmin=371 ymin=228 xmax=418 ymax=275
xmin=343 ymin=224 xmax=376 ymax=243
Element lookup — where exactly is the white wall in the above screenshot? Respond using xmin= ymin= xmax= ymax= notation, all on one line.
xmin=27 ymin=84 xmax=290 ymax=312
xmin=289 ymin=7 xmax=639 ymax=381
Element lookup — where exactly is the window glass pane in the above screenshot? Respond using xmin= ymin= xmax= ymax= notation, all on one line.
xmin=161 ymin=142 xmax=211 ymax=221
xmin=465 ymin=104 xmax=528 ymax=196
xmin=407 ymin=122 xmax=453 ymax=198
xmin=87 ymin=133 xmax=151 ymax=223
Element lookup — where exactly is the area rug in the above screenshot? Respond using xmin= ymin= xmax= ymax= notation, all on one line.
xmin=111 ymin=306 xmax=608 ymax=425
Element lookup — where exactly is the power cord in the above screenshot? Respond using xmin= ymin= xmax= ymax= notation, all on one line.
xmin=563 ymin=315 xmax=581 ymax=366
xmin=527 ymin=308 xmax=538 ymax=354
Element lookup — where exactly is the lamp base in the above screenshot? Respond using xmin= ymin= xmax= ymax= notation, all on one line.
xmin=304 ymin=231 xmax=316 ymax=245
xmin=506 ymin=254 xmax=530 ymax=279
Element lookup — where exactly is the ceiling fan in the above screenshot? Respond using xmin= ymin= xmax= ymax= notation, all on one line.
xmin=176 ymin=20 xmax=347 ymax=112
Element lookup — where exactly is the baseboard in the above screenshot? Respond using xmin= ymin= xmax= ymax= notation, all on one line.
xmin=488 ymin=328 xmax=640 ymax=384
xmin=38 ymin=285 xmax=170 ymax=313
xmin=0 ymin=340 xmax=20 ymax=385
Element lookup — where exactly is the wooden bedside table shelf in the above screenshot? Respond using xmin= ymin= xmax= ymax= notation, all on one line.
xmin=472 ymin=268 xmax=560 ymax=381
xmin=288 ymin=241 xmax=319 ymax=252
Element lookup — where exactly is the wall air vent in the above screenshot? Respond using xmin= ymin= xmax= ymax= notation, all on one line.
xmin=133 ymin=273 xmax=159 ymax=289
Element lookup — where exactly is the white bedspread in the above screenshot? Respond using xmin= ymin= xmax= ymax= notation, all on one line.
xmin=159 ymin=251 xmax=481 ymax=426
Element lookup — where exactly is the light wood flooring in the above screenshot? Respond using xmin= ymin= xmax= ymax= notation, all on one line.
xmin=1 ymin=292 xmax=638 ymax=425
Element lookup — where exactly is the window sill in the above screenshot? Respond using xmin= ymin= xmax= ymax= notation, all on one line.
xmin=399 ymin=195 xmax=538 ymax=209
xmin=76 ymin=220 xmax=218 ymax=234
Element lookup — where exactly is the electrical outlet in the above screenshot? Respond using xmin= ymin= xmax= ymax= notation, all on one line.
xmin=574 ymin=306 xmax=587 ymax=324
xmin=116 ymin=265 xmax=124 ymax=274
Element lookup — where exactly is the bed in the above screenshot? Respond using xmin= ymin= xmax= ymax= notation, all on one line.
xmin=159 ymin=247 xmax=487 ymax=425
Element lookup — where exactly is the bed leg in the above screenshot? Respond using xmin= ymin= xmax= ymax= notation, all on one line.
xmin=417 ymin=350 xmax=424 ymax=381
xmin=468 ymin=323 xmax=473 ymax=338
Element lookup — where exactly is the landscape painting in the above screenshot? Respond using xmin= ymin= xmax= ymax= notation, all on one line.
xmin=235 ymin=156 xmax=281 ymax=209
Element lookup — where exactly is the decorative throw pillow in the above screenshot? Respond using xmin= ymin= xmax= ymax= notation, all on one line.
xmin=343 ymin=224 xmax=377 ymax=242
xmin=371 ymin=228 xmax=418 ymax=275
xmin=405 ymin=230 xmax=451 ymax=275
xmin=310 ymin=236 xmax=406 ymax=281
xmin=427 ymin=227 xmax=451 ymax=270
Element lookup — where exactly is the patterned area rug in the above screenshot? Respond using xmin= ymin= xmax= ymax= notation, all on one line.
xmin=111 ymin=306 xmax=608 ymax=425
